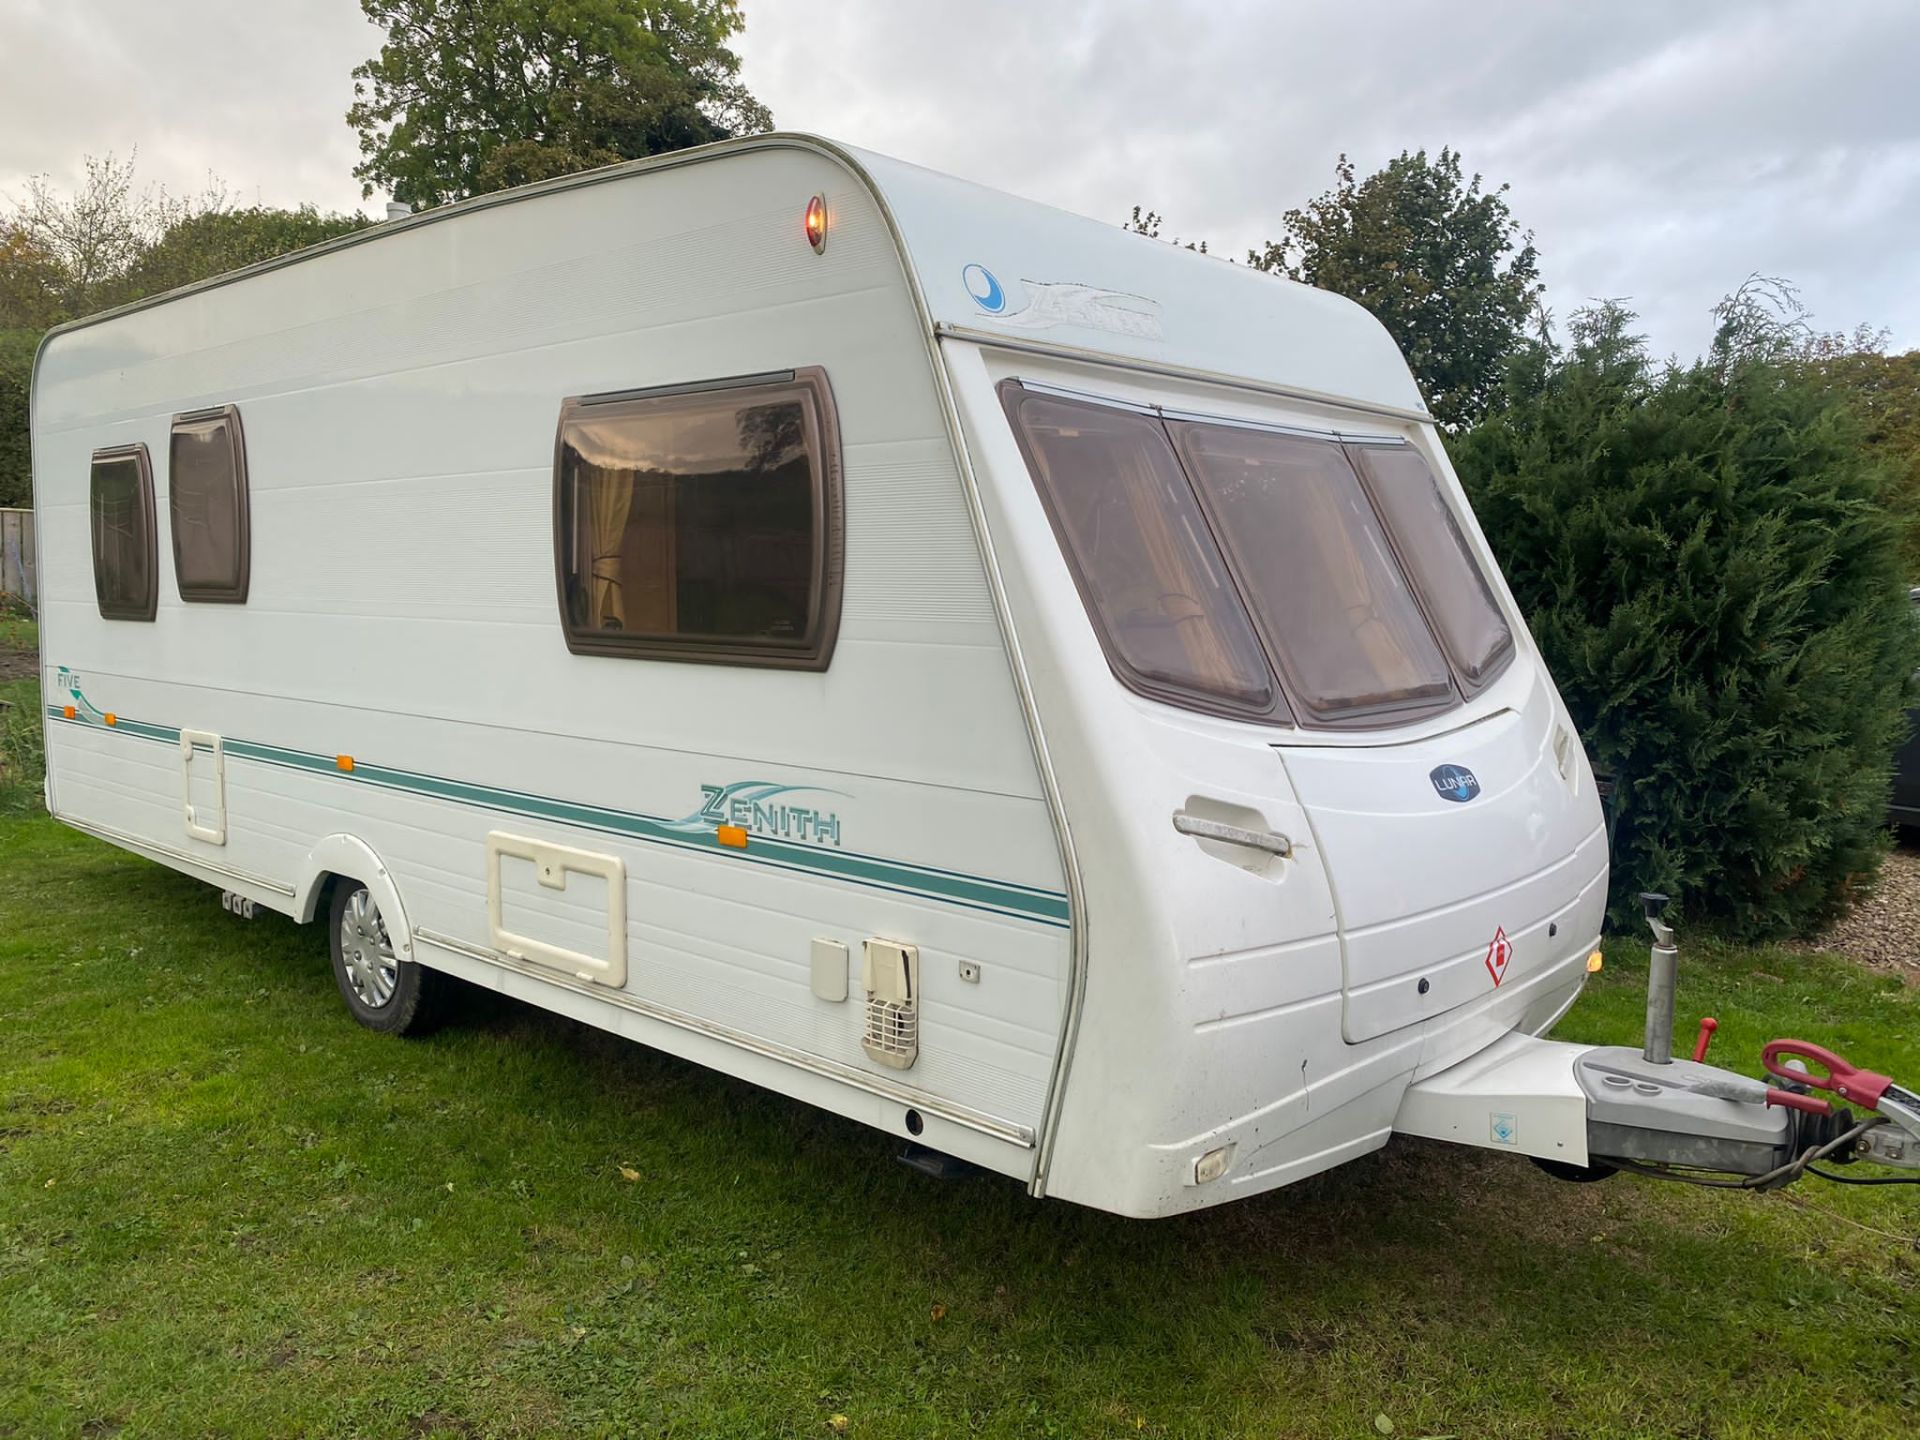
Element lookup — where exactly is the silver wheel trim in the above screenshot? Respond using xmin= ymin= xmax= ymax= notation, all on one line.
xmin=339 ymin=887 xmax=399 ymax=1009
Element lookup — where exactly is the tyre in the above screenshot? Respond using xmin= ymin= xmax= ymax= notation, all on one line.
xmin=328 ymin=879 xmax=445 ymax=1035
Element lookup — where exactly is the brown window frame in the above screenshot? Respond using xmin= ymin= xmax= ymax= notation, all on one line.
xmin=1002 ymin=380 xmax=1521 ymax=731
xmin=169 ymin=404 xmax=251 ymax=604
xmin=551 ymin=367 xmax=844 ymax=671
xmin=1168 ymin=420 xmax=1462 ymax=729
xmin=998 ymin=381 xmax=1288 ymax=723
xmin=1347 ymin=440 xmax=1514 ymax=698
xmin=89 ymin=443 xmax=158 ymax=622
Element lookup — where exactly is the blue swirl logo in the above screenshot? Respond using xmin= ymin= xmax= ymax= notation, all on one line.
xmin=962 ymin=263 xmax=1006 ymax=314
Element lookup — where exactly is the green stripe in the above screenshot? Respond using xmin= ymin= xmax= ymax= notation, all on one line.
xmin=48 ymin=707 xmax=1071 ymax=927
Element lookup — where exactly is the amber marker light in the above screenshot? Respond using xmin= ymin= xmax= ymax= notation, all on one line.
xmin=103 ymin=712 xmax=117 ymax=726
xmin=717 ymin=824 xmax=750 ymax=849
xmin=1587 ymin=951 xmax=1604 ymax=973
xmin=804 ymin=193 xmax=828 ymax=253
xmin=62 ymin=704 xmax=75 ymax=719
xmin=337 ymin=755 xmax=355 ymax=773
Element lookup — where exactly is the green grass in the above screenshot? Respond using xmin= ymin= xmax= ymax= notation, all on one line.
xmin=0 ymin=614 xmax=35 ymax=655
xmin=1 ymin=813 xmax=1917 ymax=1436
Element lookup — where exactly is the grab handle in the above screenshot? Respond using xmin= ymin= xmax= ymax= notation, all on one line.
xmin=1172 ymin=812 xmax=1292 ymax=858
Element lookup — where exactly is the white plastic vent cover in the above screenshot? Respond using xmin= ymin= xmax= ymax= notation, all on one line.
xmin=861 ymin=938 xmax=919 ymax=1070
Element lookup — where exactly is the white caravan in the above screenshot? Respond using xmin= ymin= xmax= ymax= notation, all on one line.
xmin=30 ymin=134 xmax=1617 ymax=1217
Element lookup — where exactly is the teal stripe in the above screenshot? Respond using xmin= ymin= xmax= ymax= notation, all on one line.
xmin=48 ymin=707 xmax=1070 ymax=927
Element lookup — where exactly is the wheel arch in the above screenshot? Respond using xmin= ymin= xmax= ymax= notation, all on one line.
xmin=294 ymin=834 xmax=417 ymax=963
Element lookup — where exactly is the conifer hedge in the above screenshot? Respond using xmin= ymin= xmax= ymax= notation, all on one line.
xmin=1452 ymin=304 xmax=1920 ymax=937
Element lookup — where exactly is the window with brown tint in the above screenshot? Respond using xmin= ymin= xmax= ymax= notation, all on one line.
xmin=554 ymin=370 xmax=842 ymax=668
xmin=170 ymin=405 xmax=250 ymax=602
xmin=89 ymin=444 xmax=157 ymax=621
xmin=1351 ymin=444 xmax=1513 ymax=691
xmin=1170 ymin=422 xmax=1455 ymax=723
xmin=1001 ymin=386 xmax=1279 ymax=716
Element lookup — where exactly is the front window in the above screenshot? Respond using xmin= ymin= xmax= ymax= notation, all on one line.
xmin=1351 ymin=443 xmax=1513 ymax=690
xmin=1001 ymin=388 xmax=1278 ymax=716
xmin=1171 ymin=421 xmax=1455 ymax=722
xmin=1001 ymin=382 xmax=1516 ymax=727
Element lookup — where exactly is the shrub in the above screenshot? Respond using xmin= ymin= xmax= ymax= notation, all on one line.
xmin=0 ymin=680 xmax=44 ymax=814
xmin=1452 ymin=304 xmax=1920 ymax=937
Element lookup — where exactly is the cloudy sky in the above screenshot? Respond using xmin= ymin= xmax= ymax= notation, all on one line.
xmin=2 ymin=0 xmax=1915 ymax=360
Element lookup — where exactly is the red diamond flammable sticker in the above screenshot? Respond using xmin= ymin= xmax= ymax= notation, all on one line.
xmin=1485 ymin=926 xmax=1513 ymax=986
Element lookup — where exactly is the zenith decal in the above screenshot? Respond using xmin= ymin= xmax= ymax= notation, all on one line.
xmin=668 ymin=780 xmax=849 ymax=849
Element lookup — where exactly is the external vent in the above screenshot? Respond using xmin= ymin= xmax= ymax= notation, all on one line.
xmin=861 ymin=938 xmax=919 ymax=1070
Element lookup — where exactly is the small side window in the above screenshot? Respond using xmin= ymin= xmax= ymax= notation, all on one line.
xmin=553 ymin=369 xmax=843 ymax=669
xmin=170 ymin=405 xmax=250 ymax=603
xmin=89 ymin=444 xmax=157 ymax=621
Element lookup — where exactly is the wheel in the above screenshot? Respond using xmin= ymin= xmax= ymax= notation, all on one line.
xmin=328 ymin=879 xmax=444 ymax=1035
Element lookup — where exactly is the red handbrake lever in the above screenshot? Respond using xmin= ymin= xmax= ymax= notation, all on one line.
xmin=1761 ymin=1039 xmax=1893 ymax=1111
xmin=1691 ymin=1016 xmax=1718 ymax=1063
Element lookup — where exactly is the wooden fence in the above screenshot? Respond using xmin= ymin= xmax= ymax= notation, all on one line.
xmin=0 ymin=508 xmax=35 ymax=609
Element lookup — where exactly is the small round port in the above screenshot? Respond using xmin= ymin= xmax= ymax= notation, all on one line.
xmin=905 ymin=1108 xmax=925 ymax=1136
xmin=1417 ymin=977 xmax=1431 ymax=995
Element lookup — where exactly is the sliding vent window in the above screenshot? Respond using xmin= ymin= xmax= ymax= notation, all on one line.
xmin=1002 ymin=387 xmax=1277 ymax=716
xmin=554 ymin=370 xmax=842 ymax=668
xmin=170 ymin=405 xmax=250 ymax=602
xmin=1172 ymin=424 xmax=1454 ymax=723
xmin=89 ymin=444 xmax=157 ymax=621
xmin=1352 ymin=445 xmax=1513 ymax=690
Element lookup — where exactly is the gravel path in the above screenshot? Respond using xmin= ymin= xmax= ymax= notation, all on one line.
xmin=1802 ymin=846 xmax=1920 ymax=981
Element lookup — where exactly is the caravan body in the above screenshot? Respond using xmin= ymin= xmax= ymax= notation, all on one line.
xmin=31 ymin=136 xmax=1606 ymax=1217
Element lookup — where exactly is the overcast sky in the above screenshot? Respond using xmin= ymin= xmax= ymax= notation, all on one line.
xmin=2 ymin=0 xmax=1915 ymax=361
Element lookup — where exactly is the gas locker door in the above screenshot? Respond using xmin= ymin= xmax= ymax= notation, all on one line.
xmin=1275 ymin=675 xmax=1607 ymax=1044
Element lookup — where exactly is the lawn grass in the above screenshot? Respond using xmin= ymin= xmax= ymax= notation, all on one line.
xmin=1 ymin=802 xmax=1917 ymax=1436
xmin=0 ymin=614 xmax=35 ymax=656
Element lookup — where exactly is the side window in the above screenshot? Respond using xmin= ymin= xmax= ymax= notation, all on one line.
xmin=169 ymin=405 xmax=250 ymax=603
xmin=553 ymin=369 xmax=843 ymax=669
xmin=89 ymin=444 xmax=158 ymax=621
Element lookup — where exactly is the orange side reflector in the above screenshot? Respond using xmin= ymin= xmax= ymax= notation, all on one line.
xmin=103 ymin=712 xmax=117 ymax=726
xmin=62 ymin=704 xmax=75 ymax=719
xmin=717 ymin=824 xmax=749 ymax=849
xmin=1587 ymin=951 xmax=1604 ymax=973
xmin=336 ymin=755 xmax=355 ymax=773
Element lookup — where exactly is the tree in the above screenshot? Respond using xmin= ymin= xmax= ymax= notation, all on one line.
xmin=0 ymin=330 xmax=36 ymax=508
xmin=121 ymin=206 xmax=369 ymax=299
xmin=6 ymin=153 xmax=182 ymax=317
xmin=1122 ymin=206 xmax=1207 ymax=253
xmin=1452 ymin=299 xmax=1920 ymax=937
xmin=1252 ymin=149 xmax=1540 ymax=429
xmin=0 ymin=156 xmax=368 ymax=507
xmin=347 ymin=0 xmax=772 ymax=209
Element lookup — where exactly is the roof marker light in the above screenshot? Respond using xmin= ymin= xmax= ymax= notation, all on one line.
xmin=804 ymin=194 xmax=828 ymax=253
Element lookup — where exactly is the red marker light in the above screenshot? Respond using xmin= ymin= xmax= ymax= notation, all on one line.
xmin=804 ymin=194 xmax=828 ymax=253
